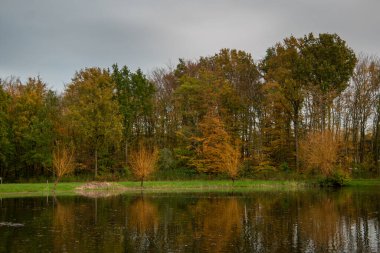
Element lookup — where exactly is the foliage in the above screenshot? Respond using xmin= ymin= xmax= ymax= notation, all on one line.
xmin=129 ymin=145 xmax=158 ymax=186
xmin=157 ymin=148 xmax=176 ymax=171
xmin=300 ymin=130 xmax=341 ymax=178
xmin=1 ymin=33 xmax=379 ymax=182
xmin=0 ymin=83 xmax=13 ymax=177
xmin=63 ymin=68 xmax=123 ymax=178
xmin=52 ymin=142 xmax=75 ymax=190
xmin=4 ymin=77 xmax=58 ymax=179
xmin=112 ymin=65 xmax=156 ymax=164
xmin=261 ymin=36 xmax=307 ymax=171
xmin=318 ymin=170 xmax=351 ymax=187
xmin=191 ymin=112 xmax=241 ymax=181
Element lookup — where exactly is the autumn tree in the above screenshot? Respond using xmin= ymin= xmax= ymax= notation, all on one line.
xmin=198 ymin=49 xmax=262 ymax=158
xmin=300 ymin=130 xmax=342 ymax=179
xmin=5 ymin=77 xmax=58 ymax=179
xmin=63 ymin=68 xmax=123 ymax=178
xmin=259 ymin=82 xmax=293 ymax=168
xmin=129 ymin=144 xmax=158 ymax=187
xmin=348 ymin=55 xmax=380 ymax=164
xmin=52 ymin=142 xmax=75 ymax=191
xmin=261 ymin=36 xmax=308 ymax=171
xmin=192 ymin=111 xmax=240 ymax=180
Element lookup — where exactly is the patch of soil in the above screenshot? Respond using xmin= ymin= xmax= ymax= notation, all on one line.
xmin=76 ymin=181 xmax=116 ymax=190
xmin=75 ymin=182 xmax=127 ymax=198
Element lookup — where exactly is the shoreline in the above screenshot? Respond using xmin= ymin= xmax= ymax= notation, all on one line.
xmin=0 ymin=179 xmax=379 ymax=198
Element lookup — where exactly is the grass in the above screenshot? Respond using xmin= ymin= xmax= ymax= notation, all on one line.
xmin=346 ymin=179 xmax=380 ymax=187
xmin=0 ymin=179 xmax=379 ymax=197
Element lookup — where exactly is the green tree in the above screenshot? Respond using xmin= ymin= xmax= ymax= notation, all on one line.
xmin=199 ymin=49 xmax=262 ymax=158
xmin=6 ymin=77 xmax=58 ymax=179
xmin=0 ymin=82 xmax=13 ymax=178
xmin=112 ymin=65 xmax=156 ymax=165
xmin=261 ymin=36 xmax=308 ymax=171
xmin=64 ymin=68 xmax=123 ymax=178
xmin=302 ymin=33 xmax=357 ymax=130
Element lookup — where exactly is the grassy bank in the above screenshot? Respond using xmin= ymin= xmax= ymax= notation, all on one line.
xmin=0 ymin=179 xmax=379 ymax=197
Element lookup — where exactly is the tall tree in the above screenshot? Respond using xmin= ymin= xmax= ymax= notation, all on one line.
xmin=0 ymin=82 xmax=13 ymax=178
xmin=348 ymin=55 xmax=380 ymax=163
xmin=199 ymin=49 xmax=262 ymax=157
xmin=261 ymin=36 xmax=308 ymax=171
xmin=192 ymin=111 xmax=240 ymax=178
xmin=302 ymin=33 xmax=357 ymax=131
xmin=112 ymin=65 xmax=156 ymax=165
xmin=64 ymin=68 xmax=123 ymax=178
xmin=5 ymin=77 xmax=57 ymax=179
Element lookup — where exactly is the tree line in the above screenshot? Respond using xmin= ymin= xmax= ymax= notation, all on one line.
xmin=1 ymin=32 xmax=379 ymax=182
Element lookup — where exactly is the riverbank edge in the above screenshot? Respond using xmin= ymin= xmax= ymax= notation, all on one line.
xmin=0 ymin=179 xmax=379 ymax=197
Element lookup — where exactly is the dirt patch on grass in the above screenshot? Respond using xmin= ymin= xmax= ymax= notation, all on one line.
xmin=76 ymin=181 xmax=117 ymax=190
xmin=75 ymin=182 xmax=127 ymax=198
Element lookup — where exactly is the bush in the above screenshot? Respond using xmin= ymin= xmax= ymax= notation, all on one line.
xmin=319 ymin=170 xmax=350 ymax=187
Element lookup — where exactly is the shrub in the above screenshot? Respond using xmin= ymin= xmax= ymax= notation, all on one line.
xmin=300 ymin=130 xmax=340 ymax=177
xmin=318 ymin=169 xmax=351 ymax=187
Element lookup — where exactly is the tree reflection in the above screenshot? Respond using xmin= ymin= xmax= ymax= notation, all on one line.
xmin=53 ymin=200 xmax=75 ymax=251
xmin=125 ymin=196 xmax=159 ymax=251
xmin=188 ymin=197 xmax=243 ymax=252
xmin=1 ymin=190 xmax=379 ymax=253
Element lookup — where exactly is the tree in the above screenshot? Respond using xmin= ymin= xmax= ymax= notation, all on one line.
xmin=150 ymin=67 xmax=180 ymax=149
xmin=261 ymin=36 xmax=308 ymax=171
xmin=0 ymin=82 xmax=13 ymax=178
xmin=223 ymin=142 xmax=241 ymax=182
xmin=300 ymin=130 xmax=340 ymax=177
xmin=348 ymin=55 xmax=380 ymax=164
xmin=302 ymin=33 xmax=357 ymax=130
xmin=64 ymin=68 xmax=123 ymax=178
xmin=130 ymin=145 xmax=158 ymax=187
xmin=192 ymin=111 xmax=240 ymax=180
xmin=199 ymin=49 xmax=262 ymax=158
xmin=5 ymin=77 xmax=58 ymax=179
xmin=112 ymin=65 xmax=156 ymax=165
xmin=52 ymin=142 xmax=75 ymax=191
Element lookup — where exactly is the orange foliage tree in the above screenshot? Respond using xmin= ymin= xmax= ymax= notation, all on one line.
xmin=130 ymin=145 xmax=158 ymax=187
xmin=192 ymin=112 xmax=241 ymax=182
xmin=300 ymin=130 xmax=340 ymax=177
xmin=52 ymin=143 xmax=75 ymax=191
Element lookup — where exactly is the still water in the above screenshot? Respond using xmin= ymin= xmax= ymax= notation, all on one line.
xmin=0 ymin=188 xmax=379 ymax=253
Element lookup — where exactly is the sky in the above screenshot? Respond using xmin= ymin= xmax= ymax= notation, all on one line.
xmin=1 ymin=0 xmax=379 ymax=92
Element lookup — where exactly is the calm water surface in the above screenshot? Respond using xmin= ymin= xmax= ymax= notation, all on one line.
xmin=0 ymin=188 xmax=379 ymax=252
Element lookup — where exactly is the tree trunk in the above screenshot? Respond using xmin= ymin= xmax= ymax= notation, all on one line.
xmin=140 ymin=177 xmax=144 ymax=187
xmin=53 ymin=179 xmax=59 ymax=192
xmin=95 ymin=149 xmax=98 ymax=178
xmin=125 ymin=140 xmax=128 ymax=166
xmin=294 ymin=110 xmax=300 ymax=173
xmin=359 ymin=123 xmax=365 ymax=163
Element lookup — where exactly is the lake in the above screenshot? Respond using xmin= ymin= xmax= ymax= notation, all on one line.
xmin=0 ymin=188 xmax=379 ymax=252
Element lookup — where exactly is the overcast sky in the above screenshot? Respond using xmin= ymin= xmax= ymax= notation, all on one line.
xmin=1 ymin=0 xmax=379 ymax=91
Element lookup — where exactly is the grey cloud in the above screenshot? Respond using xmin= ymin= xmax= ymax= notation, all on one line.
xmin=0 ymin=0 xmax=379 ymax=91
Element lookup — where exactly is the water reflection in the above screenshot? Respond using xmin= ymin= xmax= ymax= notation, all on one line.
xmin=0 ymin=189 xmax=379 ymax=252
